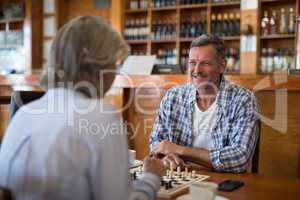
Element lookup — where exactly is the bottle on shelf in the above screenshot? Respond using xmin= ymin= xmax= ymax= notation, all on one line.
xmin=288 ymin=7 xmax=295 ymax=34
xmin=260 ymin=48 xmax=268 ymax=73
xmin=180 ymin=48 xmax=189 ymax=68
xmin=225 ymin=48 xmax=240 ymax=73
xmin=266 ymin=48 xmax=274 ymax=73
xmin=156 ymin=48 xmax=177 ymax=65
xmin=269 ymin=10 xmax=277 ymax=35
xmin=211 ymin=14 xmax=217 ymax=36
xmin=228 ymin=13 xmax=235 ymax=36
xmin=129 ymin=0 xmax=139 ymax=10
xmin=222 ymin=13 xmax=229 ymax=37
xmin=279 ymin=8 xmax=287 ymax=35
xmin=234 ymin=12 xmax=240 ymax=36
xmin=152 ymin=0 xmax=176 ymax=8
xmin=215 ymin=13 xmax=222 ymax=37
xmin=261 ymin=47 xmax=294 ymax=73
xmin=261 ymin=10 xmax=270 ymax=36
xmin=140 ymin=0 xmax=148 ymax=9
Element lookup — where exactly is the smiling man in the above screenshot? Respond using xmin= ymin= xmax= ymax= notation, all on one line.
xmin=150 ymin=34 xmax=260 ymax=173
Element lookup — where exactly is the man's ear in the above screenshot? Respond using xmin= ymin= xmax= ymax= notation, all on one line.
xmin=219 ymin=59 xmax=226 ymax=73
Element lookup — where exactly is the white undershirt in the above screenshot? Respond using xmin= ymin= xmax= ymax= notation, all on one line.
xmin=192 ymin=100 xmax=217 ymax=150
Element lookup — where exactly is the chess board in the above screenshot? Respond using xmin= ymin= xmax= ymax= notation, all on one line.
xmin=130 ymin=166 xmax=210 ymax=199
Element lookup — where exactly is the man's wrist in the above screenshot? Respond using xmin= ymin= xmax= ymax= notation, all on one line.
xmin=176 ymin=145 xmax=185 ymax=156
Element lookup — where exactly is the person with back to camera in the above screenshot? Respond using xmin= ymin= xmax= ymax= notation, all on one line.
xmin=0 ymin=16 xmax=164 ymax=200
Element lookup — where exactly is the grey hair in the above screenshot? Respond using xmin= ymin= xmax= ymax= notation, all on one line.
xmin=190 ymin=34 xmax=226 ymax=61
xmin=40 ymin=15 xmax=129 ymax=97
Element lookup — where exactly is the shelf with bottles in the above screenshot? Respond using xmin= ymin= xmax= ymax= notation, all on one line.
xmin=126 ymin=0 xmax=148 ymax=11
xmin=151 ymin=12 xmax=177 ymax=41
xmin=260 ymin=2 xmax=296 ymax=38
xmin=260 ymin=47 xmax=295 ymax=74
xmin=152 ymin=42 xmax=178 ymax=65
xmin=124 ymin=14 xmax=148 ymax=41
xmin=224 ymin=47 xmax=240 ymax=73
xmin=211 ymin=11 xmax=241 ymax=38
xmin=210 ymin=0 xmax=240 ymax=7
xmin=151 ymin=0 xmax=177 ymax=9
xmin=180 ymin=9 xmax=207 ymax=39
xmin=129 ymin=43 xmax=148 ymax=56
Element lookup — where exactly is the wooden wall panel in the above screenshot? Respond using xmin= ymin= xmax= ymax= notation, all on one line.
xmin=0 ymin=105 xmax=9 ymax=139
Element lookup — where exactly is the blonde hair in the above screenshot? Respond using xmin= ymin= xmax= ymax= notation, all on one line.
xmin=40 ymin=16 xmax=129 ymax=98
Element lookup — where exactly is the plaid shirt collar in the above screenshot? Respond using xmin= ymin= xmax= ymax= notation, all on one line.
xmin=187 ymin=75 xmax=229 ymax=114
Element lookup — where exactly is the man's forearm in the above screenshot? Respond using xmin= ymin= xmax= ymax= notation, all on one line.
xmin=176 ymin=146 xmax=213 ymax=169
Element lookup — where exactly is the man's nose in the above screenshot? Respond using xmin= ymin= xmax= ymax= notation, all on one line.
xmin=193 ymin=62 xmax=204 ymax=72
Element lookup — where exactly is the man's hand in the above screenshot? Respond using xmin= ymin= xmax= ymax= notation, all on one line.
xmin=162 ymin=153 xmax=186 ymax=170
xmin=143 ymin=156 xmax=165 ymax=177
xmin=153 ymin=141 xmax=182 ymax=155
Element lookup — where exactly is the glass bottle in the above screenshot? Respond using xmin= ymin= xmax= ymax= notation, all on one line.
xmin=211 ymin=14 xmax=217 ymax=36
xmin=288 ymin=8 xmax=295 ymax=34
xmin=222 ymin=13 xmax=229 ymax=36
xmin=261 ymin=10 xmax=270 ymax=36
xmin=279 ymin=8 xmax=287 ymax=34
xmin=216 ymin=14 xmax=222 ymax=37
xmin=261 ymin=48 xmax=268 ymax=73
xmin=269 ymin=10 xmax=277 ymax=35
xmin=267 ymin=48 xmax=274 ymax=73
xmin=234 ymin=12 xmax=240 ymax=35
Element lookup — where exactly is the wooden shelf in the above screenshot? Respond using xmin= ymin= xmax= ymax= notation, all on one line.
xmin=151 ymin=6 xmax=177 ymax=11
xmin=180 ymin=38 xmax=193 ymax=42
xmin=151 ymin=39 xmax=176 ymax=43
xmin=210 ymin=1 xmax=240 ymax=7
xmin=220 ymin=36 xmax=240 ymax=41
xmin=180 ymin=3 xmax=208 ymax=9
xmin=260 ymin=34 xmax=295 ymax=39
xmin=0 ymin=18 xmax=24 ymax=24
xmin=126 ymin=40 xmax=148 ymax=44
xmin=125 ymin=9 xmax=148 ymax=14
xmin=180 ymin=36 xmax=240 ymax=42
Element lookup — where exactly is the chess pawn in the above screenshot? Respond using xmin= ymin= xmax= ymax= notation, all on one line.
xmin=185 ymin=167 xmax=188 ymax=177
xmin=188 ymin=172 xmax=192 ymax=179
xmin=177 ymin=166 xmax=181 ymax=175
xmin=192 ymin=170 xmax=196 ymax=178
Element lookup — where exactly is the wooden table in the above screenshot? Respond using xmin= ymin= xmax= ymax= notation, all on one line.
xmin=162 ymin=171 xmax=300 ymax=200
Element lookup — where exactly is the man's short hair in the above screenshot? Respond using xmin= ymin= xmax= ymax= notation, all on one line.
xmin=190 ymin=34 xmax=226 ymax=61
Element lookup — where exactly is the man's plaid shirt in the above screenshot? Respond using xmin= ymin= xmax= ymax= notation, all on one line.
xmin=150 ymin=78 xmax=260 ymax=173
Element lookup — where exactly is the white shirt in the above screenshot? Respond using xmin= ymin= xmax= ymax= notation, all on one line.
xmin=0 ymin=88 xmax=159 ymax=200
xmin=192 ymin=100 xmax=217 ymax=150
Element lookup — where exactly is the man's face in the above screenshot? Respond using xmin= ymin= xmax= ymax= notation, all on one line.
xmin=187 ymin=45 xmax=225 ymax=91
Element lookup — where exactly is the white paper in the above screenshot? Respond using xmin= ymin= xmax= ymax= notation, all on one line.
xmin=241 ymin=35 xmax=257 ymax=52
xmin=120 ymin=55 xmax=156 ymax=75
xmin=43 ymin=17 xmax=56 ymax=37
xmin=241 ymin=0 xmax=258 ymax=9
xmin=43 ymin=0 xmax=55 ymax=13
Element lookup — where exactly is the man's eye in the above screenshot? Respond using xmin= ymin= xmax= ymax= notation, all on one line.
xmin=188 ymin=61 xmax=196 ymax=66
xmin=201 ymin=61 xmax=210 ymax=66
